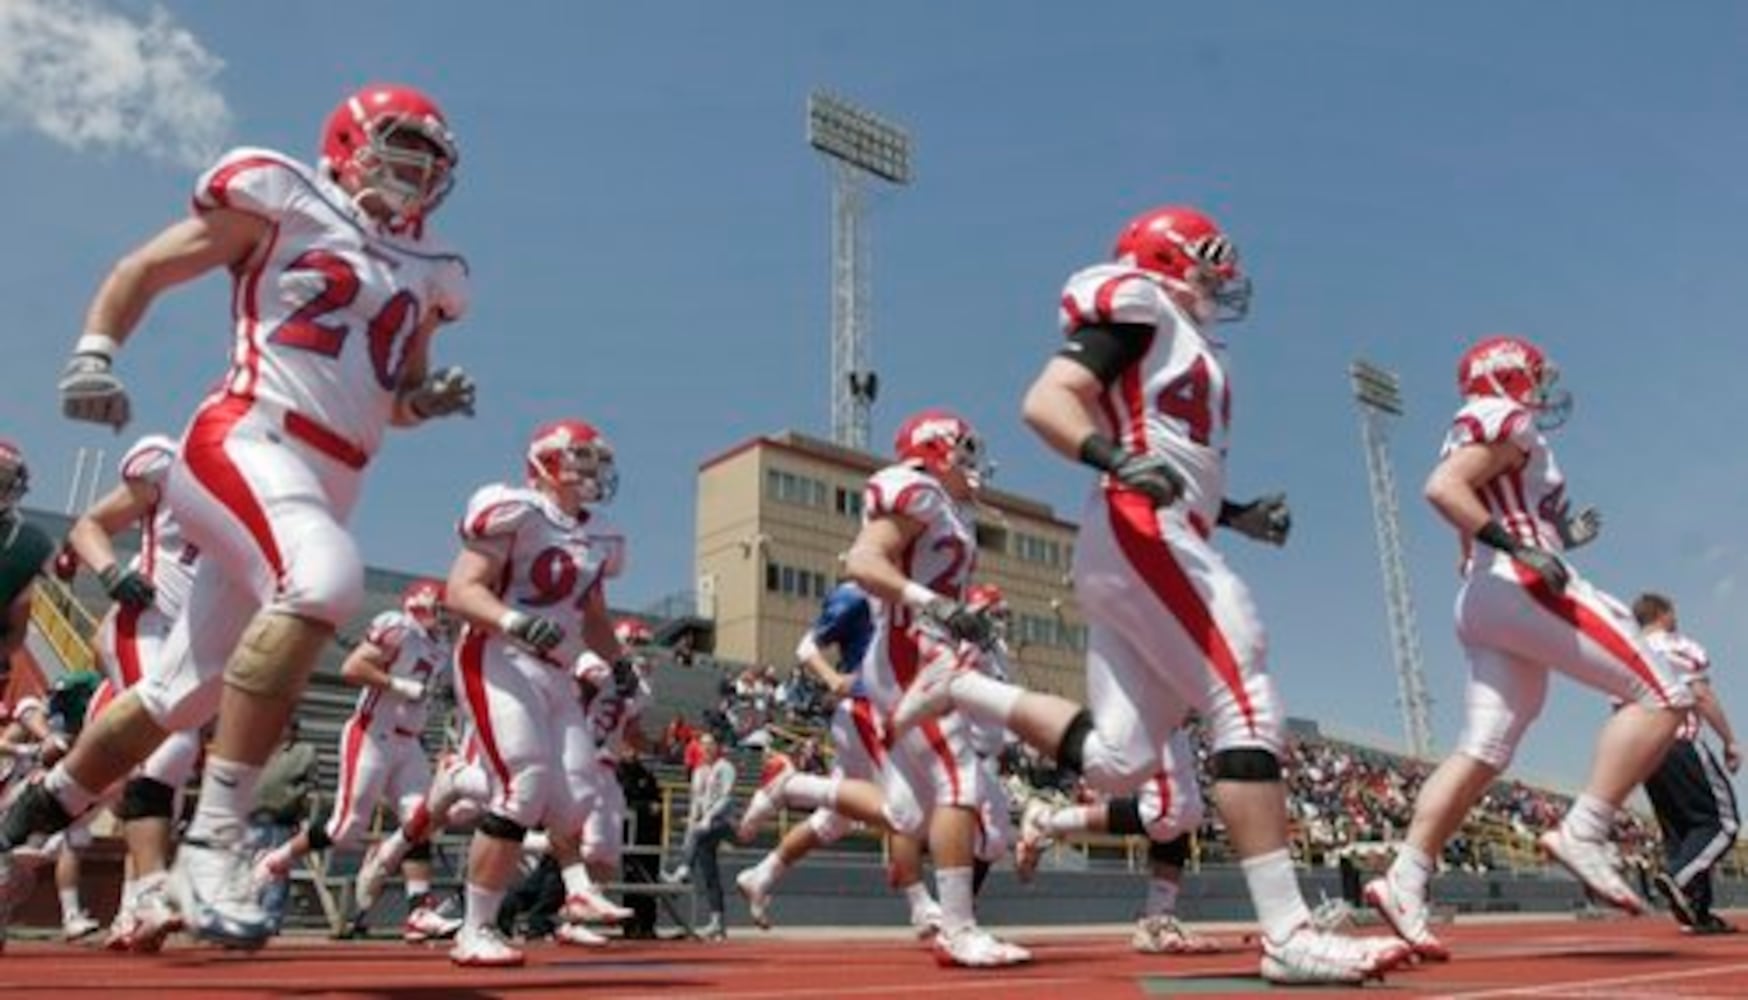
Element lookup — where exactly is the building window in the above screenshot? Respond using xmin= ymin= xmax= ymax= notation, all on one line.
xmin=834 ymin=487 xmax=864 ymax=519
xmin=1014 ymin=532 xmax=1063 ymax=568
xmin=975 ymin=523 xmax=1008 ymax=554
xmin=764 ymin=560 xmax=831 ymax=600
xmin=766 ymin=468 xmax=829 ymax=508
xmin=765 ymin=561 xmax=780 ymax=592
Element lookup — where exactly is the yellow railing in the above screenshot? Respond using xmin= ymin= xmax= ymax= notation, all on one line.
xmin=29 ymin=576 xmax=100 ymax=676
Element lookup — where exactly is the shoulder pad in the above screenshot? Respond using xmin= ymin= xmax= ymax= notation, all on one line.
xmin=864 ymin=466 xmax=946 ymax=522
xmin=1447 ymin=398 xmax=1534 ymax=449
xmin=192 ymin=147 xmax=312 ymax=221
xmin=458 ymin=484 xmax=538 ymax=542
xmin=1060 ymin=264 xmax=1175 ymax=334
xmin=119 ymin=435 xmax=178 ymax=488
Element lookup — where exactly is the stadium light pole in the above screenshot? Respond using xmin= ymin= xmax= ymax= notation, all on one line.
xmin=1351 ymin=360 xmax=1434 ymax=760
xmin=808 ymin=91 xmax=912 ymax=452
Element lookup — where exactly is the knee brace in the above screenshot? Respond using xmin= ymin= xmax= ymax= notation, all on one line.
xmin=405 ymin=840 xmax=433 ymax=863
xmin=1055 ymin=709 xmax=1096 ymax=774
xmin=82 ymin=694 xmax=172 ymax=777
xmin=1148 ymin=834 xmax=1192 ymax=870
xmin=1209 ymin=747 xmax=1282 ymax=782
xmin=1107 ymin=797 xmax=1146 ymax=836
xmin=116 ymin=777 xmax=176 ymax=822
xmin=480 ymin=812 xmax=528 ymax=844
xmin=806 ymin=807 xmax=854 ymax=845
xmin=307 ymin=813 xmax=335 ymax=852
xmin=224 ymin=613 xmax=332 ymax=699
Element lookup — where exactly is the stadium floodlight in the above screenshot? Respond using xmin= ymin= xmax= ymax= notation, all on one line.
xmin=808 ymin=91 xmax=913 ymax=451
xmin=1349 ymin=359 xmax=1433 ymax=759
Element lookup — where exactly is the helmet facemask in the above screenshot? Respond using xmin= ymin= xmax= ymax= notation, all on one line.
xmin=0 ymin=447 xmax=27 ymax=514
xmin=1529 ymin=362 xmax=1572 ymax=431
xmin=1182 ymin=233 xmax=1252 ymax=324
xmin=353 ymin=112 xmax=457 ymax=224
xmin=537 ymin=440 xmax=619 ymax=506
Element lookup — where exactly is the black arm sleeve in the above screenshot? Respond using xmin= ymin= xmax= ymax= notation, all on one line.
xmin=1056 ymin=323 xmax=1155 ymax=388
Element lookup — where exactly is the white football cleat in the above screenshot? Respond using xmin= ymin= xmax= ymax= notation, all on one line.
xmin=62 ymin=909 xmax=101 ymax=942
xmin=559 ymin=888 xmax=634 ymax=925
xmin=404 ymin=899 xmax=464 ymax=943
xmin=911 ymin=899 xmax=944 ymax=940
xmin=1539 ymin=829 xmax=1645 ymax=914
xmin=174 ymin=839 xmax=273 ymax=948
xmin=1363 ymin=876 xmax=1450 ymax=962
xmin=1132 ymin=914 xmax=1222 ymax=955
xmin=104 ymin=906 xmax=140 ymax=951
xmin=736 ymin=868 xmax=774 ymax=930
xmin=736 ymin=758 xmax=796 ymax=842
xmin=932 ymin=926 xmax=1032 ymax=968
xmin=1260 ymin=924 xmax=1409 ymax=985
xmin=887 ymin=655 xmax=960 ymax=739
xmin=1013 ymin=799 xmax=1053 ymax=884
xmin=124 ymin=880 xmax=184 ymax=953
xmin=555 ymin=922 xmax=609 ymax=947
xmin=449 ymin=924 xmax=524 ymax=967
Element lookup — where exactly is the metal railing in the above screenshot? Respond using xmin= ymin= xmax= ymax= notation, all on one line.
xmin=28 ymin=576 xmax=100 ymax=676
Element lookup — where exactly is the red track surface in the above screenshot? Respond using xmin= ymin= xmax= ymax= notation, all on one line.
xmin=2 ymin=914 xmax=1747 ymax=998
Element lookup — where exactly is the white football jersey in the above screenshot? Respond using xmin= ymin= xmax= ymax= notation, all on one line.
xmin=859 ymin=464 xmax=977 ymax=705
xmin=1059 ymin=263 xmax=1230 ymax=534
xmin=1441 ymin=396 xmax=1566 ymax=553
xmin=1646 ymin=629 xmax=1711 ymax=743
xmin=117 ymin=435 xmax=198 ymax=617
xmin=353 ymin=609 xmax=450 ymax=737
xmin=457 ymin=483 xmax=608 ymax=668
xmin=193 ymin=147 xmax=470 ymax=459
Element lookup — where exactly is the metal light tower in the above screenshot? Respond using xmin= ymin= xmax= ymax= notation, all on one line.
xmin=1350 ymin=360 xmax=1434 ymax=759
xmin=808 ymin=92 xmax=912 ymax=451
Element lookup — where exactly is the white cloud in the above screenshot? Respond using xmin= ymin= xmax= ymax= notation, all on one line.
xmin=0 ymin=0 xmax=232 ymax=169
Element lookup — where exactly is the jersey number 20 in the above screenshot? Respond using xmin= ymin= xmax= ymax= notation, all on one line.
xmin=269 ymin=250 xmax=421 ymax=391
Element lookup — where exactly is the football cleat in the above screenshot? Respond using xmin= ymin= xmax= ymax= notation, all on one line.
xmin=124 ymin=880 xmax=184 ymax=953
xmin=174 ymin=838 xmax=273 ymax=948
xmin=1013 ymin=799 xmax=1053 ymax=883
xmin=404 ymin=896 xmax=464 ymax=943
xmin=932 ymin=926 xmax=1032 ymax=968
xmin=1363 ymin=876 xmax=1450 ymax=962
xmin=1132 ymin=914 xmax=1222 ymax=955
xmin=62 ymin=909 xmax=101 ymax=942
xmin=449 ymin=924 xmax=524 ymax=967
xmin=736 ymin=868 xmax=774 ymax=930
xmin=354 ymin=841 xmax=392 ymax=914
xmin=555 ymin=922 xmax=608 ymax=947
xmin=559 ymin=888 xmax=634 ymax=925
xmin=1539 ymin=830 xmax=1645 ymax=915
xmin=1260 ymin=924 xmax=1409 ymax=985
xmin=911 ymin=899 xmax=944 ymax=941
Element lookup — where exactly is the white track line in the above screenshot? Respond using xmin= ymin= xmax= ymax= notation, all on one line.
xmin=1434 ymin=960 xmax=1748 ymax=999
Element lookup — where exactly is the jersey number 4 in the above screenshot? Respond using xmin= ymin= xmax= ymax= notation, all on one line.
xmin=269 ymin=250 xmax=421 ymax=390
xmin=1155 ymin=357 xmax=1228 ymax=447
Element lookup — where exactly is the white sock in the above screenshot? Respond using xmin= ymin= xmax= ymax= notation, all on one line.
xmin=43 ymin=766 xmax=101 ymax=817
xmin=1045 ymin=806 xmax=1096 ymax=836
xmin=937 ymin=866 xmax=975 ymax=937
xmin=186 ymin=758 xmax=262 ymax=845
xmin=1240 ymin=848 xmax=1312 ymax=944
xmin=405 ymin=877 xmax=431 ymax=901
xmin=752 ymin=852 xmax=787 ymax=891
xmin=948 ymin=672 xmax=1024 ymax=726
xmin=1561 ymin=794 xmax=1616 ymax=842
xmin=562 ymin=863 xmax=596 ymax=898
xmin=1143 ymin=876 xmax=1179 ymax=918
xmin=119 ymin=878 xmax=139 ymax=910
xmin=58 ymin=886 xmax=80 ymax=919
xmin=904 ymin=880 xmax=935 ymax=920
xmin=1390 ymin=843 xmax=1434 ymax=900
xmin=463 ymin=883 xmax=506 ymax=932
xmin=784 ymin=774 xmax=839 ymax=811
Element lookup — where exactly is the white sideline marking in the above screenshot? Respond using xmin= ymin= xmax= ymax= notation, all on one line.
xmin=1435 ymin=960 xmax=1748 ymax=999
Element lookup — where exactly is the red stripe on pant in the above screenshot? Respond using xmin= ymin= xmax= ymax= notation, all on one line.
xmin=921 ymin=720 xmax=963 ymax=806
xmin=850 ymin=697 xmax=886 ymax=767
xmin=1106 ymin=489 xmax=1258 ymax=736
xmin=458 ymin=629 xmax=516 ymax=811
xmin=113 ymin=603 xmax=144 ymax=687
xmin=184 ymin=396 xmax=286 ymax=587
xmin=1513 ymin=566 xmax=1676 ymax=707
xmin=330 ymin=716 xmax=368 ymax=838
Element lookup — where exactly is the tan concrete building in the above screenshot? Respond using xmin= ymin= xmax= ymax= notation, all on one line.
xmin=695 ymin=430 xmax=1086 ymax=700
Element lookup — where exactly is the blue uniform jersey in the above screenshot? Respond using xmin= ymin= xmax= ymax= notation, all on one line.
xmin=812 ymin=583 xmax=874 ymax=697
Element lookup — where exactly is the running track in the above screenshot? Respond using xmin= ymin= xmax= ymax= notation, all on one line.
xmin=2 ymin=913 xmax=1746 ymax=998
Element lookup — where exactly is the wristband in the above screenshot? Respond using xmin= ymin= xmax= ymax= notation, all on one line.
xmin=1474 ymin=521 xmax=1521 ymax=554
xmin=1077 ymin=433 xmax=1124 ymax=473
xmin=388 ymin=677 xmax=423 ymax=700
xmin=75 ymin=333 xmax=120 ymax=359
xmin=795 ymin=633 xmax=821 ymax=663
xmin=498 ymin=609 xmax=526 ymax=634
xmin=900 ymin=581 xmax=938 ymax=611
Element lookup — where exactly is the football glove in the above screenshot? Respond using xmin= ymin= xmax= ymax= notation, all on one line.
xmin=1477 ymin=521 xmax=1570 ymax=594
xmin=501 ymin=610 xmax=563 ymax=654
xmin=1557 ymin=504 xmax=1601 ymax=550
xmin=98 ymin=564 xmax=155 ymax=611
xmin=406 ymin=366 xmax=476 ymax=419
xmin=1220 ymin=493 xmax=1292 ymax=546
xmin=59 ymin=354 xmax=130 ymax=430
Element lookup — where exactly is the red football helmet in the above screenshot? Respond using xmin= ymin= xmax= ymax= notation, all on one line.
xmin=321 ymin=83 xmax=458 ymax=226
xmin=614 ymin=618 xmax=654 ymax=648
xmin=965 ymin=584 xmax=1009 ymax=618
xmin=1457 ymin=335 xmax=1572 ymax=429
xmin=1112 ymin=205 xmax=1252 ymax=325
xmin=401 ymin=578 xmax=447 ymax=633
xmin=0 ymin=439 xmax=27 ymax=512
xmin=527 ymin=419 xmax=618 ymax=503
xmin=894 ymin=409 xmax=988 ymax=489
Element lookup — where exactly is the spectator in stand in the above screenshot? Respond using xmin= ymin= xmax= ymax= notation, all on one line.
xmin=684 ymin=732 xmax=706 ymax=774
xmin=250 ymin=718 xmax=319 ymax=933
xmin=662 ymin=734 xmax=736 ymax=940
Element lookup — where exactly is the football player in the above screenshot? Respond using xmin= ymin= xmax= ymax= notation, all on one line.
xmin=1365 ymin=336 xmax=1687 ymax=959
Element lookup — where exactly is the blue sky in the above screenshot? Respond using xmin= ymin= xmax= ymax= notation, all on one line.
xmin=2 ymin=1 xmax=1745 ymax=790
